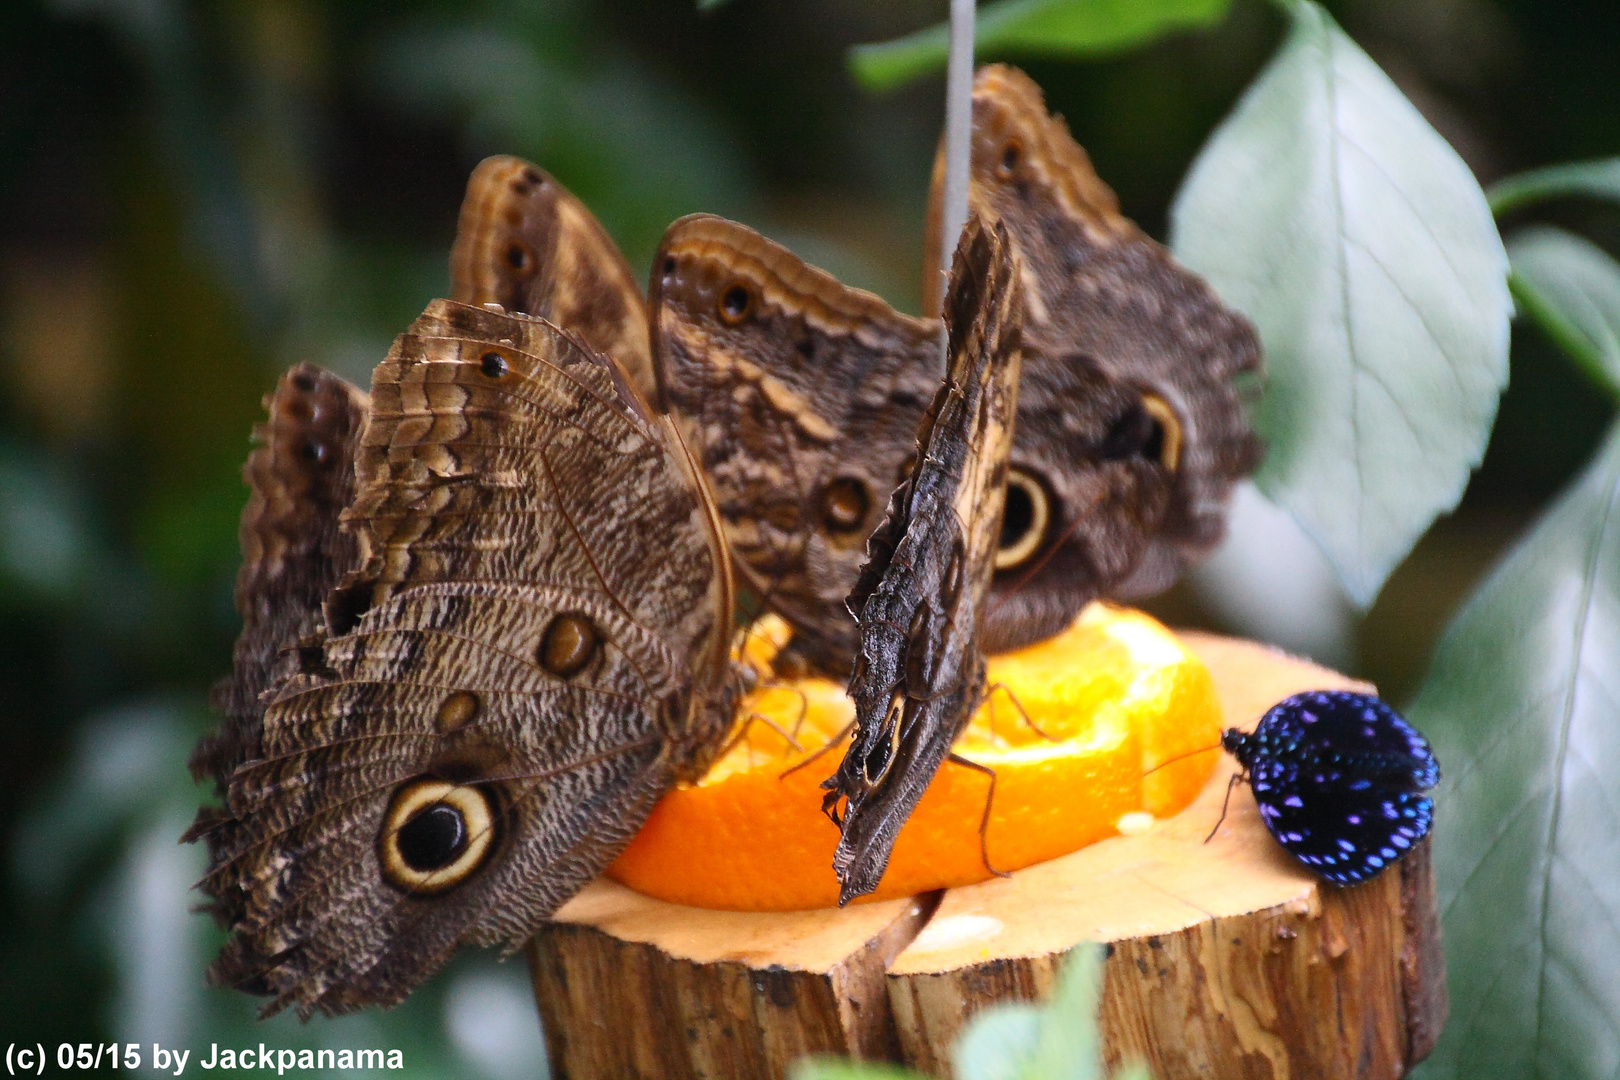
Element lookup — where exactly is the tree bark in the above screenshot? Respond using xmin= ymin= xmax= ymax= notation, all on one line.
xmin=530 ymin=633 xmax=1447 ymax=1079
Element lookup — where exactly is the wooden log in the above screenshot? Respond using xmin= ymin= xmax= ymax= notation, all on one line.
xmin=530 ymin=634 xmax=1447 ymax=1079
xmin=529 ymin=884 xmax=939 ymax=1077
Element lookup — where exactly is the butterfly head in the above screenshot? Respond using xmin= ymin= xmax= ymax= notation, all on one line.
xmin=1219 ymin=726 xmax=1252 ymax=765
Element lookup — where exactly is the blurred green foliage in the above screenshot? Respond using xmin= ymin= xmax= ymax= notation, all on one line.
xmin=849 ymin=0 xmax=1233 ymax=91
xmin=1505 ymin=223 xmax=1620 ymax=399
xmin=796 ymin=946 xmax=1147 ymax=1080
xmin=1 ymin=0 xmax=1618 ymax=1076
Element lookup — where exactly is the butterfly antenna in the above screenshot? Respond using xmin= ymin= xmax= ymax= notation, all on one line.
xmin=715 ymin=710 xmax=806 ymax=767
xmin=1141 ymin=741 xmax=1224 ymax=777
xmin=786 ymin=683 xmax=809 ymax=742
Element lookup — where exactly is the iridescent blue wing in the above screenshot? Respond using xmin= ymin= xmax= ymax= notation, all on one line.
xmin=1250 ymin=761 xmax=1434 ymax=885
xmin=1270 ymin=690 xmax=1440 ymax=790
xmin=1242 ymin=691 xmax=1438 ymax=886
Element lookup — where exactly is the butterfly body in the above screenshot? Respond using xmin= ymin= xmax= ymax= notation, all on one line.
xmin=1224 ymin=691 xmax=1439 ymax=886
xmin=193 ymin=156 xmax=749 ymax=1016
xmin=826 ymin=218 xmax=1024 ymax=904
xmin=648 ymin=67 xmax=1260 ymax=679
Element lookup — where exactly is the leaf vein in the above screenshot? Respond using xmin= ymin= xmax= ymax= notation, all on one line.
xmin=1535 ymin=434 xmax=1620 ymax=1058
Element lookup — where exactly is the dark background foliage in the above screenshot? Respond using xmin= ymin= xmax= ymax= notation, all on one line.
xmin=0 ymin=0 xmax=1615 ymax=1073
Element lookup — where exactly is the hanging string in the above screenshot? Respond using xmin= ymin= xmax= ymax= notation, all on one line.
xmin=938 ymin=0 xmax=976 ymax=312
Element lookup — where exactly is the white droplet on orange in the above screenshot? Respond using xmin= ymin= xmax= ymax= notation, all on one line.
xmin=1116 ymin=811 xmax=1155 ymax=836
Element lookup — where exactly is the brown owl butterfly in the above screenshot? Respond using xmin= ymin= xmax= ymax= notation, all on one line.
xmin=652 ymin=67 xmax=1259 ymax=677
xmin=649 ymin=214 xmax=944 ymax=676
xmin=189 ymin=365 xmax=369 ymax=808
xmin=449 ymin=154 xmax=656 ymax=407
xmin=923 ymin=65 xmax=1263 ymax=652
xmin=187 ymin=300 xmax=741 ymax=1016
xmin=825 ymin=217 xmax=1023 ymax=904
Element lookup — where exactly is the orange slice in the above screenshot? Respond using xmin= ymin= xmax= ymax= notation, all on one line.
xmin=607 ymin=603 xmax=1222 ymax=911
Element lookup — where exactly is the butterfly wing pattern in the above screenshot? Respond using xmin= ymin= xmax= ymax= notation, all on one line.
xmin=1223 ymin=690 xmax=1439 ymax=886
xmin=192 ymin=365 xmax=369 ymax=791
xmin=191 ymin=300 xmax=738 ymax=1016
xmin=450 ymin=155 xmax=656 ymax=408
xmin=825 ymin=218 xmax=1023 ymax=905
xmin=927 ymin=65 xmax=1263 ymax=654
xmin=187 ymin=366 xmax=371 ymax=938
xmin=650 ymin=214 xmax=944 ymax=676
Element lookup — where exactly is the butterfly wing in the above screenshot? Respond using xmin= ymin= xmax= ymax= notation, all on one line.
xmin=1243 ymin=691 xmax=1439 ymax=885
xmin=926 ymin=65 xmax=1263 ymax=653
xmin=450 ymin=155 xmax=656 ymax=407
xmin=191 ymin=364 xmax=368 ymax=789
xmin=826 ymin=218 xmax=1023 ymax=904
xmin=196 ymin=300 xmax=735 ymax=1016
xmin=187 ymin=365 xmax=369 ymax=932
xmin=650 ymin=214 xmax=944 ymax=675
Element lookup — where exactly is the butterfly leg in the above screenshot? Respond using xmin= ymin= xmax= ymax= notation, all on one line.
xmin=1204 ymin=772 xmax=1245 ymax=844
xmin=777 ymin=719 xmax=857 ymax=781
xmin=945 ymin=752 xmax=1012 ymax=880
xmin=747 ymin=680 xmax=811 ymax=743
xmin=716 ymin=711 xmax=806 ymax=768
xmin=982 ymin=682 xmax=1056 ymax=742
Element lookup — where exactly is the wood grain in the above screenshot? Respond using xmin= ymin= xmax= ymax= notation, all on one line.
xmin=532 ymin=880 xmax=938 ymax=1077
xmin=529 ymin=633 xmax=1447 ymax=1079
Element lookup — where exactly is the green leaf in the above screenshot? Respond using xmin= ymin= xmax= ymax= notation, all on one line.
xmin=954 ymin=1004 xmax=1043 ymax=1080
xmin=1488 ymin=158 xmax=1620 ymax=216
xmin=953 ymin=944 xmax=1134 ymax=1080
xmin=849 ymin=0 xmax=1232 ymax=92
xmin=790 ymin=1059 xmax=924 ymax=1080
xmin=1028 ymin=943 xmax=1105 ymax=1079
xmin=0 ymin=441 xmax=93 ymax=600
xmin=1408 ymin=420 xmax=1620 ymax=1080
xmin=1506 ymin=226 xmax=1620 ymax=401
xmin=1169 ymin=1 xmax=1510 ymax=606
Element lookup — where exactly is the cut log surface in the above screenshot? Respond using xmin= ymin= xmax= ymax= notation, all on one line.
xmin=530 ymin=633 xmax=1447 ymax=1079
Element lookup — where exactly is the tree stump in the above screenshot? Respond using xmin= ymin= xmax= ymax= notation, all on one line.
xmin=529 ymin=633 xmax=1447 ymax=1079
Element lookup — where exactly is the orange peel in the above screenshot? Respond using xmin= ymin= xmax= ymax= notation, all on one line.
xmin=607 ymin=603 xmax=1222 ymax=910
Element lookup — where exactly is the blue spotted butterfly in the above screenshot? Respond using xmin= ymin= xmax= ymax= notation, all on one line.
xmin=1220 ymin=690 xmax=1439 ymax=886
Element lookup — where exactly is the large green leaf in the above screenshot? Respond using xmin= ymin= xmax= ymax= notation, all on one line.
xmin=953 ymin=1004 xmax=1043 ymax=1080
xmin=1488 ymin=158 xmax=1620 ymax=216
xmin=849 ymin=0 xmax=1231 ymax=92
xmin=1409 ymin=421 xmax=1620 ymax=1080
xmin=1507 ymin=226 xmax=1620 ymax=401
xmin=1170 ymin=1 xmax=1510 ymax=606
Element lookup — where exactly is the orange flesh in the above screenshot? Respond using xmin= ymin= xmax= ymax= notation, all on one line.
xmin=607 ymin=604 xmax=1222 ymax=911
